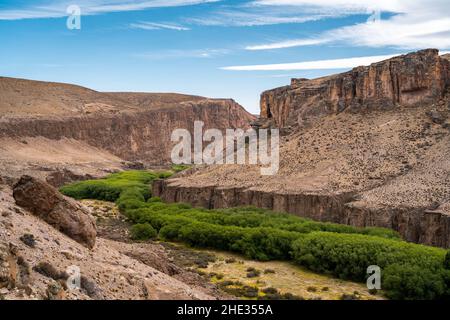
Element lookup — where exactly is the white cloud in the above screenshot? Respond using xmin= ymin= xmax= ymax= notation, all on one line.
xmin=130 ymin=21 xmax=190 ymax=31
xmin=188 ymin=11 xmax=330 ymax=27
xmin=186 ymin=2 xmax=347 ymax=27
xmin=245 ymin=0 xmax=450 ymax=50
xmin=250 ymin=0 xmax=404 ymax=12
xmin=221 ymin=54 xmax=401 ymax=71
xmin=246 ymin=38 xmax=329 ymax=50
xmin=134 ymin=48 xmax=230 ymax=60
xmin=0 ymin=0 xmax=219 ymax=20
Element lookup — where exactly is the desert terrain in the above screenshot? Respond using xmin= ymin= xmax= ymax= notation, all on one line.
xmin=1 ymin=50 xmax=450 ymax=301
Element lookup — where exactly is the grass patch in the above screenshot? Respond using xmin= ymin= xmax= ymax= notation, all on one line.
xmin=171 ymin=164 xmax=191 ymax=173
xmin=60 ymin=170 xmax=172 ymax=202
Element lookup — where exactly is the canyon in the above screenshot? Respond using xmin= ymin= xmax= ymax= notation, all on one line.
xmin=1 ymin=49 xmax=450 ymax=300
xmin=0 ymin=78 xmax=254 ymax=300
xmin=0 ymin=76 xmax=254 ymax=185
xmin=155 ymin=49 xmax=450 ymax=248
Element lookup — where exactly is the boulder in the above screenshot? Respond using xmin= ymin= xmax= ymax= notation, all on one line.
xmin=13 ymin=175 xmax=96 ymax=249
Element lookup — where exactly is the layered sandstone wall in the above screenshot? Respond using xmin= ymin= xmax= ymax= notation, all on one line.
xmin=0 ymin=99 xmax=254 ymax=165
xmin=153 ymin=180 xmax=450 ymax=248
xmin=261 ymin=49 xmax=450 ymax=127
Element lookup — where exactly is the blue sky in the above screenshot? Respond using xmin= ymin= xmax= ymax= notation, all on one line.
xmin=1 ymin=0 xmax=450 ymax=114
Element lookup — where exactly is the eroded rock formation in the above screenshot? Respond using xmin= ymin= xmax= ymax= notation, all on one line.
xmin=261 ymin=49 xmax=450 ymax=128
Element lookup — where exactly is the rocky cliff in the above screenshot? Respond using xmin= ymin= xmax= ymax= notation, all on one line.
xmin=261 ymin=49 xmax=450 ymax=128
xmin=155 ymin=49 xmax=450 ymax=248
xmin=0 ymin=98 xmax=253 ymax=164
xmin=0 ymin=77 xmax=254 ymax=182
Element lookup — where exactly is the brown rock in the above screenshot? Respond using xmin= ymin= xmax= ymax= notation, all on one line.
xmin=13 ymin=175 xmax=96 ymax=249
xmin=261 ymin=49 xmax=450 ymax=128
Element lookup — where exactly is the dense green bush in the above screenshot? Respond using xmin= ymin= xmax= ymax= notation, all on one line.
xmin=444 ymin=250 xmax=450 ymax=270
xmin=124 ymin=202 xmax=399 ymax=239
xmin=383 ymin=264 xmax=446 ymax=300
xmin=130 ymin=223 xmax=157 ymax=240
xmin=60 ymin=170 xmax=171 ymax=202
xmin=291 ymin=232 xmax=448 ymax=299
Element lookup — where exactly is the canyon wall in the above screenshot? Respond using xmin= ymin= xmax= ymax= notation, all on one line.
xmin=261 ymin=49 xmax=450 ymax=128
xmin=153 ymin=180 xmax=450 ymax=248
xmin=0 ymin=77 xmax=254 ymax=165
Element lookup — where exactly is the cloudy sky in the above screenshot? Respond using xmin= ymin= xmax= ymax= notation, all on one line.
xmin=1 ymin=0 xmax=450 ymax=113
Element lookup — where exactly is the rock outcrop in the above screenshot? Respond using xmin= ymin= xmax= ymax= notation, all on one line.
xmin=13 ymin=176 xmax=96 ymax=249
xmin=261 ymin=49 xmax=450 ymax=128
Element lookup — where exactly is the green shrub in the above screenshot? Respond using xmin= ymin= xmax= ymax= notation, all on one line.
xmin=147 ymin=197 xmax=162 ymax=203
xmin=444 ymin=250 xmax=450 ymax=270
xmin=60 ymin=170 xmax=167 ymax=202
xmin=291 ymin=232 xmax=447 ymax=299
xmin=130 ymin=223 xmax=157 ymax=240
xmin=383 ymin=264 xmax=446 ymax=300
xmin=234 ymin=228 xmax=300 ymax=261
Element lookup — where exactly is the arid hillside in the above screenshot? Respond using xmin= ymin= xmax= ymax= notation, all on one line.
xmin=0 ymin=77 xmax=254 ymax=185
xmin=155 ymin=49 xmax=450 ymax=248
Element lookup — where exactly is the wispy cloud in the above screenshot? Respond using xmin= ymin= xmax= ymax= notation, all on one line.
xmin=186 ymin=2 xmax=343 ymax=27
xmin=221 ymin=54 xmax=401 ymax=71
xmin=129 ymin=21 xmax=190 ymax=31
xmin=247 ymin=38 xmax=329 ymax=50
xmin=0 ymin=0 xmax=219 ymax=20
xmin=188 ymin=12 xmax=329 ymax=27
xmin=245 ymin=0 xmax=450 ymax=50
xmin=134 ymin=48 xmax=229 ymax=60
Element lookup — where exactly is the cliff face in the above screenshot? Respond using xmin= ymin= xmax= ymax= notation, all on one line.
xmin=0 ymin=77 xmax=254 ymax=166
xmin=261 ymin=49 xmax=450 ymax=128
xmin=0 ymin=99 xmax=253 ymax=165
